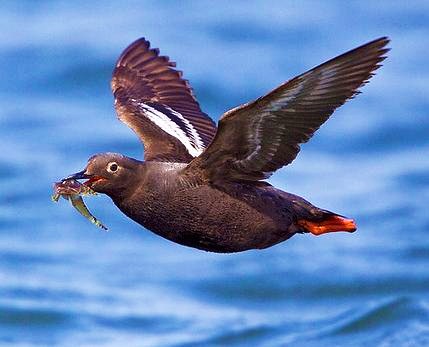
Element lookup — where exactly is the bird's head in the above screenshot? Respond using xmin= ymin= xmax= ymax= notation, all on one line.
xmin=65 ymin=153 xmax=142 ymax=196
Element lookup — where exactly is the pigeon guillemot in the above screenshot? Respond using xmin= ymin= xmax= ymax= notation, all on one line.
xmin=65 ymin=36 xmax=389 ymax=252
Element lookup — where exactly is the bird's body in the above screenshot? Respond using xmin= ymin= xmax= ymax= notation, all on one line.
xmin=110 ymin=160 xmax=323 ymax=252
xmin=63 ymin=36 xmax=389 ymax=252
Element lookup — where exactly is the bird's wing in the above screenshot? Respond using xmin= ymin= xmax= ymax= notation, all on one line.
xmin=186 ymin=37 xmax=389 ymax=182
xmin=111 ymin=38 xmax=217 ymax=162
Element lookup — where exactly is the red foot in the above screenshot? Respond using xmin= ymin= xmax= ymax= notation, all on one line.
xmin=297 ymin=215 xmax=357 ymax=236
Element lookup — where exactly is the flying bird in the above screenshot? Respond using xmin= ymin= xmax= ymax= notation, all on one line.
xmin=65 ymin=36 xmax=389 ymax=252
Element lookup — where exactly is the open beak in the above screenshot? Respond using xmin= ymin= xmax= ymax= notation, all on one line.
xmin=63 ymin=169 xmax=107 ymax=187
xmin=63 ymin=170 xmax=91 ymax=181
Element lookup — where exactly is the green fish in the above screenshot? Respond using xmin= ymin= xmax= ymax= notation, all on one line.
xmin=52 ymin=179 xmax=108 ymax=231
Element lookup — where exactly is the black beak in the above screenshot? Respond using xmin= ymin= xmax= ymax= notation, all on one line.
xmin=63 ymin=169 xmax=91 ymax=181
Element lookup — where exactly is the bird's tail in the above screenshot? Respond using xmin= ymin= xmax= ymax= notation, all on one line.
xmin=297 ymin=211 xmax=357 ymax=236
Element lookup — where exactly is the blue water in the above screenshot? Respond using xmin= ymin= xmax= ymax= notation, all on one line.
xmin=1 ymin=1 xmax=429 ymax=346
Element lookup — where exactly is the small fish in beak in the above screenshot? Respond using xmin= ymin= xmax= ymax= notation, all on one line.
xmin=52 ymin=178 xmax=108 ymax=231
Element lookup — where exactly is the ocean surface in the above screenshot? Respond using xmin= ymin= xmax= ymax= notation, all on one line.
xmin=1 ymin=1 xmax=429 ymax=346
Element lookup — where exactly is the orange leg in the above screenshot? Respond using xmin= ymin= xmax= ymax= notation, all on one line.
xmin=297 ymin=215 xmax=357 ymax=236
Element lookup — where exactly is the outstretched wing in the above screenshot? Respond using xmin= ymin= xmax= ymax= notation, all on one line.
xmin=186 ymin=37 xmax=389 ymax=182
xmin=111 ymin=38 xmax=217 ymax=162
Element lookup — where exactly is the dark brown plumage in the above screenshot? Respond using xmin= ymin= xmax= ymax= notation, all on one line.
xmin=64 ymin=36 xmax=389 ymax=253
xmin=111 ymin=38 xmax=217 ymax=162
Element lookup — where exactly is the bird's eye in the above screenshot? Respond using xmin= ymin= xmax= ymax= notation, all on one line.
xmin=107 ymin=162 xmax=119 ymax=173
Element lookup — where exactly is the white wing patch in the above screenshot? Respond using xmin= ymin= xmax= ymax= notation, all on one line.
xmin=137 ymin=102 xmax=205 ymax=157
